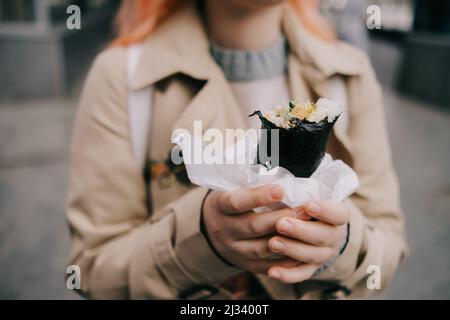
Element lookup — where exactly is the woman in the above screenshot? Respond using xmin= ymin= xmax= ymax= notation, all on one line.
xmin=67 ymin=0 xmax=408 ymax=299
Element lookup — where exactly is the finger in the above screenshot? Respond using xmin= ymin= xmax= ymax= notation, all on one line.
xmin=233 ymin=237 xmax=274 ymax=259
xmin=269 ymin=236 xmax=334 ymax=264
xmin=268 ymin=263 xmax=318 ymax=284
xmin=246 ymin=257 xmax=300 ymax=274
xmin=233 ymin=207 xmax=297 ymax=239
xmin=218 ymin=184 xmax=284 ymax=214
xmin=305 ymin=200 xmax=349 ymax=226
xmin=276 ymin=217 xmax=339 ymax=247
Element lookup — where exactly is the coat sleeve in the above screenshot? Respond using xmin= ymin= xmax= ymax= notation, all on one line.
xmin=67 ymin=49 xmax=238 ymax=299
xmin=311 ymin=55 xmax=409 ymax=297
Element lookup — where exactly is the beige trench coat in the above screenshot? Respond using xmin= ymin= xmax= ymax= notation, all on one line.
xmin=67 ymin=0 xmax=408 ymax=299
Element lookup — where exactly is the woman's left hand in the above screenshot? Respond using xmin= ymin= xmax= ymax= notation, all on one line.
xmin=267 ymin=200 xmax=349 ymax=283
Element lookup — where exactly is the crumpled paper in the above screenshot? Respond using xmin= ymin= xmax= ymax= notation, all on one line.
xmin=173 ymin=133 xmax=359 ymax=208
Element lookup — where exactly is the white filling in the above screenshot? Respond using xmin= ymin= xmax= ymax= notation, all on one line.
xmin=263 ymin=98 xmax=342 ymax=128
xmin=309 ymin=98 xmax=343 ymax=123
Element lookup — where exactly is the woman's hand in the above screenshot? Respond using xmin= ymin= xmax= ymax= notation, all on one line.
xmin=202 ymin=184 xmax=299 ymax=274
xmin=267 ymin=201 xmax=349 ymax=283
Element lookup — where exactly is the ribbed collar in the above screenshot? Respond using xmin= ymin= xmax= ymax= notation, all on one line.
xmin=209 ymin=37 xmax=288 ymax=81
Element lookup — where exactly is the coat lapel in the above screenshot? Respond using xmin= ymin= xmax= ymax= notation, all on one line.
xmin=171 ymin=70 xmax=248 ymax=135
xmin=130 ymin=1 xmax=247 ymax=137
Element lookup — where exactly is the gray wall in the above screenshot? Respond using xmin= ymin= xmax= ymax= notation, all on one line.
xmin=0 ymin=9 xmax=115 ymax=101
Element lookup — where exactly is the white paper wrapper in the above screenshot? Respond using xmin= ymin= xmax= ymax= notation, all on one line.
xmin=173 ymin=133 xmax=359 ymax=209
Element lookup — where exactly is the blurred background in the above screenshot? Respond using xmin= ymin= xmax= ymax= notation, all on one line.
xmin=0 ymin=0 xmax=449 ymax=299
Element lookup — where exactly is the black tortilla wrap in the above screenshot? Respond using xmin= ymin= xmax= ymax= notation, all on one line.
xmin=250 ymin=111 xmax=338 ymax=178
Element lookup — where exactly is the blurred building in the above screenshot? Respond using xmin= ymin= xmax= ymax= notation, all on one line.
xmin=321 ymin=0 xmax=450 ymax=108
xmin=0 ymin=0 xmax=118 ymax=100
xmin=398 ymin=0 xmax=450 ymax=107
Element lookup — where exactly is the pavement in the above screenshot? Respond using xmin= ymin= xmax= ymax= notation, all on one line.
xmin=0 ymin=41 xmax=449 ymax=299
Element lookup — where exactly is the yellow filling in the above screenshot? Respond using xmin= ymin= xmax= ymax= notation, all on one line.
xmin=290 ymin=101 xmax=317 ymax=121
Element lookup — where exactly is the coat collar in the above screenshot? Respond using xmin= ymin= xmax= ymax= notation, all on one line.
xmin=282 ymin=4 xmax=365 ymax=79
xmin=130 ymin=0 xmax=366 ymax=90
xmin=131 ymin=1 xmax=213 ymax=90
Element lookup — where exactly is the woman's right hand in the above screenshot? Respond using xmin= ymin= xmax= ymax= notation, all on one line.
xmin=202 ymin=184 xmax=300 ymax=274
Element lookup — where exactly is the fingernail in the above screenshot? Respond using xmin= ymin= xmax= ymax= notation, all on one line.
xmin=270 ymin=186 xmax=284 ymax=200
xmin=271 ymin=240 xmax=284 ymax=251
xmin=269 ymin=270 xmax=280 ymax=279
xmin=278 ymin=220 xmax=293 ymax=233
xmin=307 ymin=201 xmax=320 ymax=214
xmin=296 ymin=208 xmax=311 ymax=221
